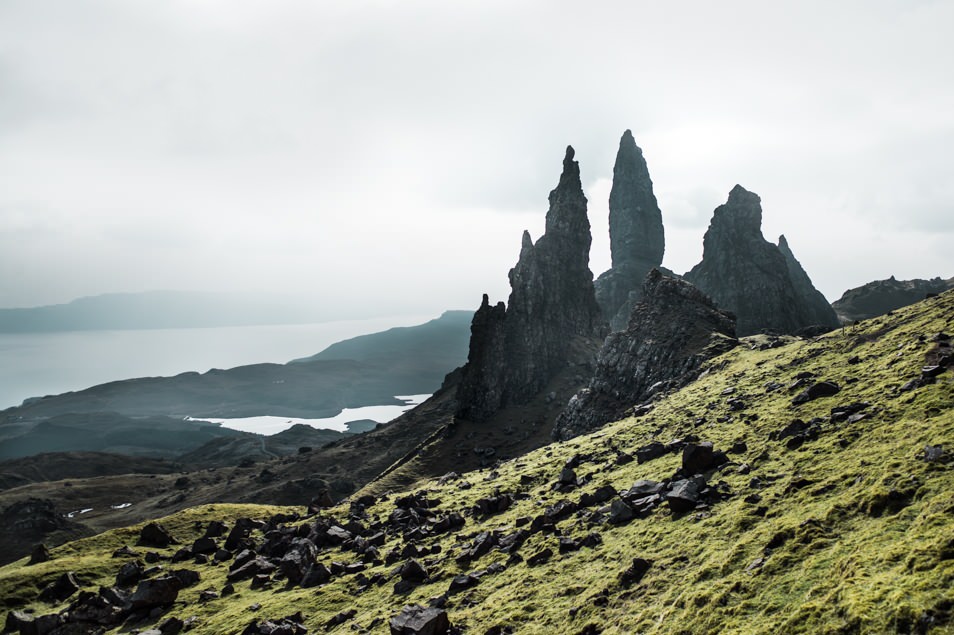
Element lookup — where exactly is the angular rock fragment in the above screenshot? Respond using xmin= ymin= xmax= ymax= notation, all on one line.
xmin=389 ymin=604 xmax=450 ymax=635
xmin=138 ymin=523 xmax=176 ymax=548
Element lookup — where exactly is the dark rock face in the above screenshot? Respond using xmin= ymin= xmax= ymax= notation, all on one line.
xmin=832 ymin=276 xmax=954 ymax=323
xmin=456 ymin=146 xmax=605 ymax=421
xmin=777 ymin=235 xmax=840 ymax=329
xmin=594 ymin=130 xmax=666 ymax=330
xmin=684 ymin=185 xmax=838 ymax=336
xmin=127 ymin=575 xmax=181 ymax=610
xmin=553 ymin=271 xmax=737 ymax=440
xmin=389 ymin=604 xmax=450 ymax=635
xmin=138 ymin=522 xmax=176 ymax=548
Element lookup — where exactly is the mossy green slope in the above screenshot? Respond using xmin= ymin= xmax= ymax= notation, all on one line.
xmin=2 ymin=293 xmax=952 ymax=634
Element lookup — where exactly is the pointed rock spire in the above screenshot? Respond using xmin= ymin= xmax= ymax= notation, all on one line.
xmin=594 ymin=130 xmax=666 ymax=330
xmin=456 ymin=145 xmax=606 ymax=422
xmin=608 ymin=130 xmax=664 ymax=269
xmin=685 ymin=186 xmax=839 ymax=336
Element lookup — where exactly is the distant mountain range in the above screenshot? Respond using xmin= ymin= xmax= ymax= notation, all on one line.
xmin=0 ymin=290 xmax=344 ymax=332
xmin=0 ymin=311 xmax=473 ymax=464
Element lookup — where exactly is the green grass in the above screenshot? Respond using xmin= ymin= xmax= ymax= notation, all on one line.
xmin=2 ymin=294 xmax=952 ymax=634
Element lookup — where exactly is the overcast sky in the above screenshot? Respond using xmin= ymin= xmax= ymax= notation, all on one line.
xmin=2 ymin=0 xmax=952 ymax=317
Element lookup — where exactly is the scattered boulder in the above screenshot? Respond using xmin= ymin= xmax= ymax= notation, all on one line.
xmin=115 ymin=560 xmax=144 ymax=588
xmin=38 ymin=571 xmax=81 ymax=603
xmin=608 ymin=499 xmax=635 ymax=525
xmin=127 ymin=575 xmax=181 ymax=610
xmin=138 ymin=523 xmax=176 ymax=548
xmin=399 ymin=559 xmax=429 ymax=584
xmin=389 ymin=604 xmax=450 ymax=635
xmin=681 ymin=442 xmax=726 ymax=475
xmin=526 ymin=548 xmax=553 ymax=566
xmin=792 ymin=381 xmax=840 ymax=405
xmin=667 ymin=477 xmax=707 ymax=514
xmin=28 ymin=544 xmax=51 ymax=565
xmin=619 ymin=558 xmax=653 ymax=586
xmin=447 ymin=574 xmax=480 ymax=595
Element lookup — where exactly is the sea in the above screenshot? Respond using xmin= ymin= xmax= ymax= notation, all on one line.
xmin=0 ymin=316 xmax=435 ymax=427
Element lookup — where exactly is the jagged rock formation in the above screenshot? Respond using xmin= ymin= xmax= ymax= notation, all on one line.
xmin=594 ymin=130 xmax=666 ymax=330
xmin=777 ymin=235 xmax=841 ymax=329
xmin=832 ymin=275 xmax=954 ymax=323
xmin=553 ymin=270 xmax=737 ymax=440
xmin=684 ymin=185 xmax=839 ymax=336
xmin=456 ymin=147 xmax=605 ymax=422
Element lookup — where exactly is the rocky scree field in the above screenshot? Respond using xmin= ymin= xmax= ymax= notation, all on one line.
xmin=1 ymin=292 xmax=952 ymax=635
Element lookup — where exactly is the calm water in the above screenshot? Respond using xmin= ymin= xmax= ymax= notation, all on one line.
xmin=193 ymin=394 xmax=432 ymax=435
xmin=0 ymin=316 xmax=432 ymax=409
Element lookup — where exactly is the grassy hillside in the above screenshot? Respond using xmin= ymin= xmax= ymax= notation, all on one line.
xmin=1 ymin=292 xmax=951 ymax=634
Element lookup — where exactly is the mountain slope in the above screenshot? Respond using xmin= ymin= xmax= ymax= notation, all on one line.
xmin=0 ymin=291 xmax=951 ymax=634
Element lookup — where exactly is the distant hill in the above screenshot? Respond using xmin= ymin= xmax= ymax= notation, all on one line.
xmin=832 ymin=275 xmax=954 ymax=323
xmin=292 ymin=310 xmax=472 ymax=364
xmin=0 ymin=312 xmax=472 ymax=460
xmin=0 ymin=290 xmax=338 ymax=332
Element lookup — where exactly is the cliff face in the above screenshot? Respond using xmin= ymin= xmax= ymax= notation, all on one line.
xmin=594 ymin=130 xmax=666 ymax=330
xmin=777 ymin=235 xmax=840 ymax=328
xmin=553 ymin=270 xmax=737 ymax=440
xmin=832 ymin=275 xmax=954 ymax=323
xmin=456 ymin=147 xmax=606 ymax=422
xmin=684 ymin=185 xmax=837 ymax=336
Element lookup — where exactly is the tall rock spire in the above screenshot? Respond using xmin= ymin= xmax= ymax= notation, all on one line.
xmin=608 ymin=130 xmax=665 ymax=269
xmin=684 ymin=185 xmax=839 ymax=336
xmin=594 ymin=130 xmax=666 ymax=330
xmin=456 ymin=146 xmax=605 ymax=422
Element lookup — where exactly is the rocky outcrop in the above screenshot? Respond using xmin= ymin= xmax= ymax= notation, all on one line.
xmin=777 ymin=235 xmax=840 ymax=328
xmin=594 ymin=130 xmax=666 ymax=330
xmin=553 ymin=270 xmax=737 ymax=440
xmin=684 ymin=185 xmax=838 ymax=336
xmin=832 ymin=276 xmax=954 ymax=323
xmin=456 ymin=146 xmax=605 ymax=422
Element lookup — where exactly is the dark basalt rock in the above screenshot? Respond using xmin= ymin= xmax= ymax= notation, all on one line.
xmin=832 ymin=275 xmax=954 ymax=323
xmin=138 ymin=522 xmax=176 ymax=548
xmin=29 ymin=544 xmax=51 ymax=565
xmin=778 ymin=235 xmax=841 ymax=329
xmin=684 ymin=185 xmax=839 ymax=336
xmin=619 ymin=557 xmax=653 ymax=587
xmin=792 ymin=381 xmax=841 ymax=405
xmin=594 ymin=130 xmax=666 ymax=330
xmin=127 ymin=575 xmax=181 ymax=610
xmin=389 ymin=604 xmax=450 ymax=635
xmin=554 ymin=271 xmax=737 ymax=440
xmin=38 ymin=571 xmax=81 ymax=603
xmin=456 ymin=146 xmax=605 ymax=422
xmin=115 ymin=560 xmax=144 ymax=588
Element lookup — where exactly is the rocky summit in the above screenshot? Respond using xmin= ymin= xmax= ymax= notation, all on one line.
xmin=593 ymin=130 xmax=666 ymax=331
xmin=685 ymin=185 xmax=839 ymax=336
xmin=832 ymin=275 xmax=954 ymax=323
xmin=553 ymin=269 xmax=737 ymax=440
xmin=455 ymin=146 xmax=605 ymax=421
